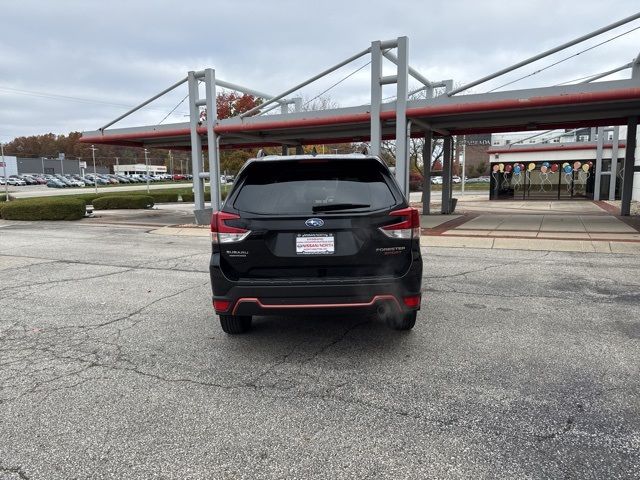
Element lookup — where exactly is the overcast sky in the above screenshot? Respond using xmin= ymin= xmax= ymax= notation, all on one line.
xmin=1 ymin=0 xmax=639 ymax=143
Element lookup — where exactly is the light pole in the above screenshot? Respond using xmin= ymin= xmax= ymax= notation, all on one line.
xmin=144 ymin=148 xmax=150 ymax=194
xmin=169 ymin=150 xmax=173 ymax=179
xmin=461 ymin=135 xmax=466 ymax=196
xmin=1 ymin=142 xmax=9 ymax=201
xmin=90 ymin=145 xmax=98 ymax=194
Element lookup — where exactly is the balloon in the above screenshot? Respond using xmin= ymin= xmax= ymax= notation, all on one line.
xmin=588 ymin=161 xmax=593 ymax=167
xmin=550 ymin=164 xmax=559 ymax=173
xmin=582 ymin=163 xmax=590 ymax=172
xmin=499 ymin=163 xmax=505 ymax=173
xmin=514 ymin=165 xmax=521 ymax=174
xmin=542 ymin=162 xmax=550 ymax=167
xmin=540 ymin=165 xmax=548 ymax=174
xmin=563 ymin=165 xmax=572 ymax=174
xmin=573 ymin=161 xmax=582 ymax=172
xmin=505 ymin=164 xmax=513 ymax=173
xmin=562 ymin=162 xmax=569 ymax=168
xmin=528 ymin=162 xmax=536 ymax=172
xmin=492 ymin=164 xmax=499 ymax=173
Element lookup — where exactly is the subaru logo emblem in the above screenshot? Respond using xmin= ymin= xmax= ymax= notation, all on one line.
xmin=305 ymin=218 xmax=324 ymax=227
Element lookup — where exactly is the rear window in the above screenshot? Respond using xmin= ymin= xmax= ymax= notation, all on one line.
xmin=232 ymin=159 xmax=398 ymax=215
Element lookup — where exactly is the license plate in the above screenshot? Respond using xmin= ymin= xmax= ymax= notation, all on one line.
xmin=296 ymin=233 xmax=335 ymax=255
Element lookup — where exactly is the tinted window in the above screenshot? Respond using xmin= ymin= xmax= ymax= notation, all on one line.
xmin=233 ymin=159 xmax=397 ymax=215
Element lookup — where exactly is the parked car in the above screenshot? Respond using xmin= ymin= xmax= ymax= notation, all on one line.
xmin=172 ymin=174 xmax=186 ymax=181
xmin=431 ymin=176 xmax=443 ymax=185
xmin=47 ymin=179 xmax=67 ymax=188
xmin=452 ymin=176 xmax=461 ymax=184
xmin=7 ymin=177 xmax=26 ymax=186
xmin=19 ymin=175 xmax=38 ymax=185
xmin=209 ymin=154 xmax=423 ymax=334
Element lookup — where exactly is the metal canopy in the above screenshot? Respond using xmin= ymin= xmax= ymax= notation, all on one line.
xmin=81 ymin=14 xmax=640 ymax=221
xmin=82 ymin=79 xmax=640 ymax=150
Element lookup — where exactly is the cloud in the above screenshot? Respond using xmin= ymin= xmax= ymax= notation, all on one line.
xmin=0 ymin=0 xmax=639 ymax=141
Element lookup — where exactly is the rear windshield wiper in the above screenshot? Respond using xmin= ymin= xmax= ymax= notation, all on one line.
xmin=312 ymin=203 xmax=371 ymax=212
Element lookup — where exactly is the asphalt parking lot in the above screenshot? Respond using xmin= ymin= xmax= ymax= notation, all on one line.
xmin=0 ymin=221 xmax=639 ymax=479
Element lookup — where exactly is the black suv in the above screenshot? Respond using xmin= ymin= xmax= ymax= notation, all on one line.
xmin=209 ymin=154 xmax=423 ymax=334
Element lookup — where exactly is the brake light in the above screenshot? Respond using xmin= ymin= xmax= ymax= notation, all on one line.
xmin=211 ymin=211 xmax=251 ymax=244
xmin=213 ymin=299 xmax=231 ymax=312
xmin=380 ymin=207 xmax=420 ymax=239
xmin=403 ymin=295 xmax=421 ymax=308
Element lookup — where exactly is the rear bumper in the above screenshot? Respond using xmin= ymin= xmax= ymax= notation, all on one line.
xmin=209 ymin=253 xmax=423 ymax=316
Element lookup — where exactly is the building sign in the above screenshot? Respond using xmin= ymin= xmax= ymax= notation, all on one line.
xmin=465 ymin=134 xmax=491 ymax=146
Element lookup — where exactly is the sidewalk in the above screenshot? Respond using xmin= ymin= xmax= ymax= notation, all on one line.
xmin=419 ymin=201 xmax=640 ymax=254
xmin=141 ymin=201 xmax=640 ymax=254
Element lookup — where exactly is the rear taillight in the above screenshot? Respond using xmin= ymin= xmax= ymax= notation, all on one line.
xmin=213 ymin=299 xmax=232 ymax=313
xmin=403 ymin=295 xmax=421 ymax=308
xmin=380 ymin=207 xmax=420 ymax=239
xmin=211 ymin=211 xmax=251 ymax=244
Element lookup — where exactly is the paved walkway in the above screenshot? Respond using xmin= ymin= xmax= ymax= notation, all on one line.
xmin=420 ymin=200 xmax=640 ymax=254
xmin=67 ymin=201 xmax=640 ymax=255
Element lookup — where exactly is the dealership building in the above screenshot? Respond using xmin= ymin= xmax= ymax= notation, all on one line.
xmin=487 ymin=127 xmax=640 ymax=202
xmin=1 ymin=154 xmax=109 ymax=176
xmin=113 ymin=164 xmax=167 ymax=175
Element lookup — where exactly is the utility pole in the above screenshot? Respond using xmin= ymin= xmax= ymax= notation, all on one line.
xmin=115 ymin=157 xmax=119 ymax=175
xmin=144 ymin=148 xmax=150 ymax=194
xmin=461 ymin=135 xmax=466 ymax=196
xmin=1 ymin=143 xmax=9 ymax=201
xmin=169 ymin=150 xmax=173 ymax=178
xmin=90 ymin=145 xmax=98 ymax=194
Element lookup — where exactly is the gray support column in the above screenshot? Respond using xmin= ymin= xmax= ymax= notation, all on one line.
xmin=593 ymin=127 xmax=604 ymax=201
xmin=204 ymin=68 xmax=221 ymax=212
xmin=395 ymin=36 xmax=409 ymax=196
xmin=188 ymin=71 xmax=206 ymax=222
xmin=281 ymin=103 xmax=289 ymax=156
xmin=609 ymin=126 xmax=620 ymax=200
xmin=621 ymin=116 xmax=638 ymax=216
xmin=295 ymin=145 xmax=304 ymax=155
xmin=422 ymin=130 xmax=432 ymax=215
xmin=441 ymin=136 xmax=453 ymax=214
xmin=370 ymin=41 xmax=382 ymax=157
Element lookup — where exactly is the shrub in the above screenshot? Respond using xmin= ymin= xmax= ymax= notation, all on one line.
xmin=0 ymin=194 xmax=15 ymax=202
xmin=180 ymin=192 xmax=194 ymax=202
xmin=148 ymin=192 xmax=179 ymax=203
xmin=0 ymin=198 xmax=86 ymax=221
xmin=92 ymin=195 xmax=154 ymax=210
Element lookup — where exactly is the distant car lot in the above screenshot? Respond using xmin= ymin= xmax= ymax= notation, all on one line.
xmin=0 ymin=219 xmax=637 ymax=478
xmin=1 ymin=173 xmax=195 ymax=189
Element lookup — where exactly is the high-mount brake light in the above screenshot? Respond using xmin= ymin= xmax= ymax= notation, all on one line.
xmin=211 ymin=211 xmax=251 ymax=244
xmin=379 ymin=207 xmax=420 ymax=239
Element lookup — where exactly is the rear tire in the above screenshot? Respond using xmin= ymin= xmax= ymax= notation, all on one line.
xmin=386 ymin=311 xmax=417 ymax=331
xmin=219 ymin=315 xmax=252 ymax=334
